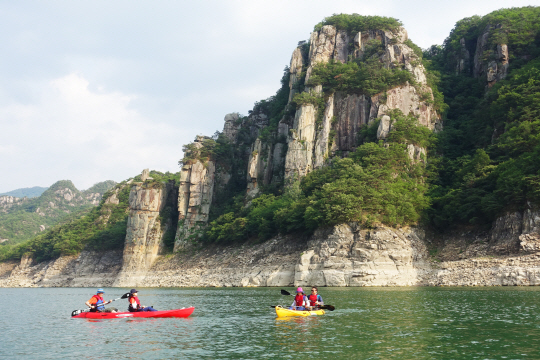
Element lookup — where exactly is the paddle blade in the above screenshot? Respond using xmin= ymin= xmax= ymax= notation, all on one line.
xmin=322 ymin=305 xmax=335 ymax=311
xmin=121 ymin=293 xmax=130 ymax=299
xmin=280 ymin=289 xmax=291 ymax=296
xmin=270 ymin=305 xmax=277 ymax=308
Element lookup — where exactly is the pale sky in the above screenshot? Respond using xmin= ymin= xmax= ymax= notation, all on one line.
xmin=1 ymin=0 xmax=538 ymax=193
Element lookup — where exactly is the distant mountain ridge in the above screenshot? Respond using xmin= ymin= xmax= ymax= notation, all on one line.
xmin=0 ymin=187 xmax=48 ymax=198
xmin=0 ymin=179 xmax=116 ymax=244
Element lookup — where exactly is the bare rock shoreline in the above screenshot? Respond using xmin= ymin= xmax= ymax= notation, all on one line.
xmin=3 ymin=223 xmax=540 ymax=288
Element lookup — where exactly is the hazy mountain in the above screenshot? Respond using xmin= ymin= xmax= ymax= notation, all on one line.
xmin=0 ymin=186 xmax=48 ymax=198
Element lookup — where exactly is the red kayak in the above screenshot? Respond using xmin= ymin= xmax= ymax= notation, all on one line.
xmin=72 ymin=307 xmax=195 ymax=319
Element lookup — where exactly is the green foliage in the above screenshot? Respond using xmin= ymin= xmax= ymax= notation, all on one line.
xmin=404 ymin=39 xmax=423 ymax=59
xmin=292 ymin=90 xmax=325 ymax=108
xmin=0 ymin=181 xmax=134 ymax=262
xmin=308 ymin=59 xmax=414 ymax=97
xmin=314 ymin=13 xmax=402 ymax=34
xmin=179 ymin=137 xmax=217 ymax=166
xmin=207 ymin=66 xmax=291 ymax=224
xmin=386 ymin=110 xmax=435 ymax=148
xmin=443 ymin=7 xmax=540 ymax=72
xmin=0 ymin=180 xmax=115 ymax=245
xmin=203 ymin=116 xmax=431 ymax=243
xmin=83 ymin=180 xmax=117 ymax=194
xmin=427 ymin=38 xmax=540 ymax=229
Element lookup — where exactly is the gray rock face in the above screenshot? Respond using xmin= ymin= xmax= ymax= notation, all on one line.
xmin=314 ymin=94 xmax=334 ymax=168
xmin=333 ymin=93 xmax=370 ymax=151
xmin=288 ymin=47 xmax=304 ymax=103
xmin=377 ymin=115 xmax=392 ymax=139
xmin=174 ymin=160 xmax=215 ymax=251
xmin=283 ymin=24 xmax=441 ymax=182
xmin=114 ymin=182 xmax=173 ymax=287
xmin=284 ymin=103 xmax=318 ymax=180
xmin=4 ymin=210 xmax=540 ymax=287
xmin=333 ymin=30 xmax=349 ymax=63
xmin=455 ymin=37 xmax=471 ymax=74
xmin=295 ymin=224 xmax=430 ymax=287
xmin=0 ymin=250 xmax=123 ymax=288
xmin=129 ymin=223 xmax=431 ymax=288
xmin=0 ymin=195 xmax=26 ymax=213
xmin=223 ymin=113 xmax=241 ymax=141
xmin=473 ymin=25 xmax=509 ymax=87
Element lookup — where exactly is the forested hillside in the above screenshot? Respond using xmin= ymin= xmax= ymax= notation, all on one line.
xmin=0 ymin=172 xmax=176 ymax=262
xmin=424 ymin=6 xmax=540 ymax=229
xmin=0 ymin=180 xmax=116 ymax=245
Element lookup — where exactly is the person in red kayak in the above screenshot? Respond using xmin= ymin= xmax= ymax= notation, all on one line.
xmin=85 ymin=288 xmax=117 ymax=313
xmin=127 ymin=289 xmax=157 ymax=312
xmin=289 ymin=287 xmax=308 ymax=310
xmin=307 ymin=286 xmax=324 ymax=310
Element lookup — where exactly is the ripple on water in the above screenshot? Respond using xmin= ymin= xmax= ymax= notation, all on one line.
xmin=2 ymin=287 xmax=540 ymax=359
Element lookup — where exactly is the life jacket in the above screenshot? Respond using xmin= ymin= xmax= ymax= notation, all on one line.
xmin=308 ymin=293 xmax=321 ymax=307
xmin=128 ymin=296 xmax=141 ymax=312
xmin=294 ymin=294 xmax=305 ymax=307
xmin=91 ymin=295 xmax=105 ymax=312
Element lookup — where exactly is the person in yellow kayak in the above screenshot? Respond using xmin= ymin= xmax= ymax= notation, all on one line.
xmin=289 ymin=287 xmax=309 ymax=310
xmin=307 ymin=286 xmax=324 ymax=310
xmin=85 ymin=288 xmax=117 ymax=313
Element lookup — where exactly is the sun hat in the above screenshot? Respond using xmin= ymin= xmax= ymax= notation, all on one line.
xmin=130 ymin=289 xmax=138 ymax=294
xmin=296 ymin=287 xmax=303 ymax=293
xmin=97 ymin=288 xmax=104 ymax=293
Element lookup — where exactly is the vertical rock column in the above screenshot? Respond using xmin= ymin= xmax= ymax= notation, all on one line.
xmin=174 ymin=160 xmax=215 ymax=251
xmin=284 ymin=25 xmax=336 ymax=182
xmin=114 ymin=182 xmax=170 ymax=287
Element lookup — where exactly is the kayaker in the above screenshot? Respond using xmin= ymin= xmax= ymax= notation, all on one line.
xmin=307 ymin=286 xmax=324 ymax=309
xmin=127 ymin=289 xmax=158 ymax=312
xmin=289 ymin=287 xmax=308 ymax=310
xmin=85 ymin=288 xmax=117 ymax=313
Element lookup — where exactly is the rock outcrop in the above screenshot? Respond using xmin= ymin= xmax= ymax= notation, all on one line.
xmin=0 ymin=195 xmax=27 ymax=213
xmin=114 ymin=180 xmax=176 ymax=287
xmin=283 ymin=24 xmax=441 ymax=182
xmin=174 ymin=158 xmax=215 ymax=251
xmin=0 ymin=250 xmax=122 ymax=288
xmin=4 ymin=211 xmax=540 ymax=288
xmin=470 ymin=25 xmax=509 ymax=86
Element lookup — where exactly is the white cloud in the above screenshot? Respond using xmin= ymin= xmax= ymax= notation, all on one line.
xmin=0 ymin=73 xmax=185 ymax=191
xmin=1 ymin=0 xmax=539 ymax=193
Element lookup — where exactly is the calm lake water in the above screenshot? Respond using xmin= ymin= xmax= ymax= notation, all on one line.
xmin=2 ymin=287 xmax=540 ymax=359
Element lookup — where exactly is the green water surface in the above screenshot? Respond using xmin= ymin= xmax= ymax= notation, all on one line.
xmin=1 ymin=287 xmax=540 ymax=359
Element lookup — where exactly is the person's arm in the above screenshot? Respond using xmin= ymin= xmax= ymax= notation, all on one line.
xmin=85 ymin=298 xmax=96 ymax=309
xmin=318 ymin=295 xmax=323 ymax=306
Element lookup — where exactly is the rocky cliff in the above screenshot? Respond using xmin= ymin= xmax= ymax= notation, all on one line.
xmin=4 ymin=207 xmax=540 ymax=287
xmin=113 ymin=180 xmax=177 ymax=286
xmin=2 ymin=10 xmax=540 ymax=289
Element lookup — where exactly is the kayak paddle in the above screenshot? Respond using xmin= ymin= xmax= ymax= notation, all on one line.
xmin=71 ymin=292 xmax=130 ymax=317
xmin=280 ymin=289 xmax=336 ymax=311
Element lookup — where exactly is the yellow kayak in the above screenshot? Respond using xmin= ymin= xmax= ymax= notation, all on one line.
xmin=275 ymin=306 xmax=325 ymax=318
